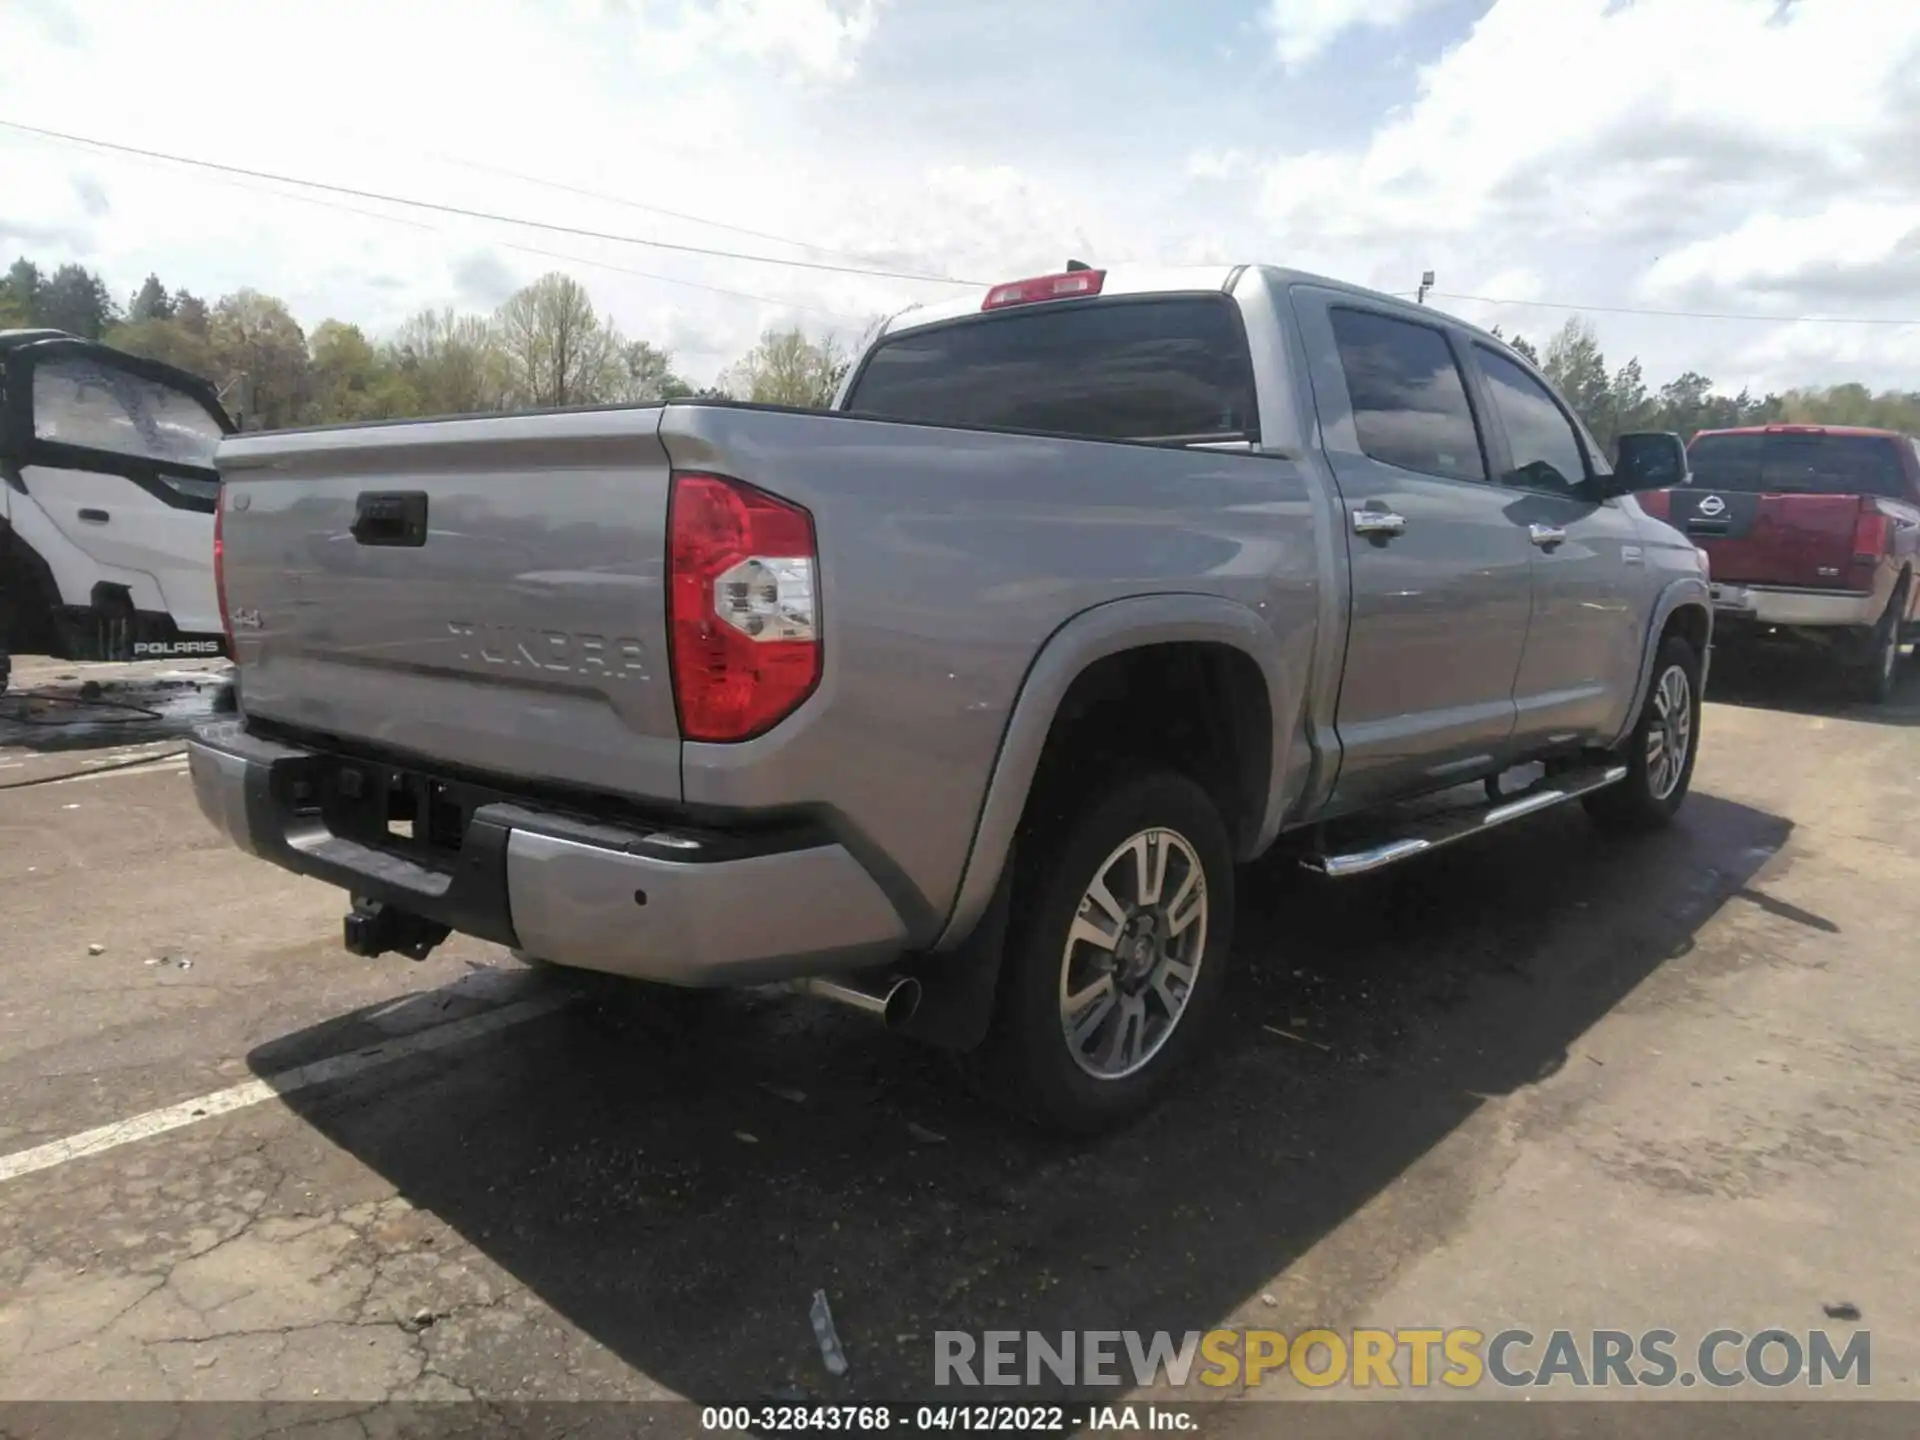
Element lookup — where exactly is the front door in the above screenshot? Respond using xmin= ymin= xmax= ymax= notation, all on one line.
xmin=1465 ymin=343 xmax=1647 ymax=749
xmin=1293 ymin=291 xmax=1536 ymax=813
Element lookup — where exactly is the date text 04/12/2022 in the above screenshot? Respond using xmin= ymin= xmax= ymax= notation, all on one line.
xmin=697 ymin=1405 xmax=1193 ymax=1432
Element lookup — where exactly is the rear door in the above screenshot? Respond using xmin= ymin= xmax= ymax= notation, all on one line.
xmin=1465 ymin=343 xmax=1648 ymax=749
xmin=1292 ymin=290 xmax=1534 ymax=812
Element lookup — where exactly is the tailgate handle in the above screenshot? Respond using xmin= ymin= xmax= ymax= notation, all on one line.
xmin=351 ymin=491 xmax=429 ymax=547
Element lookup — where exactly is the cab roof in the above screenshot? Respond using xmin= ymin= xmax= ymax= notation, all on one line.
xmin=874 ymin=263 xmax=1524 ymax=357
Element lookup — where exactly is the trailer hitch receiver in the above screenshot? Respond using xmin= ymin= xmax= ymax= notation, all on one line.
xmin=344 ymin=898 xmax=451 ymax=961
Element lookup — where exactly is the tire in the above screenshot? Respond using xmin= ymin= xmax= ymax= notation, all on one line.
xmin=1584 ymin=634 xmax=1702 ymax=835
xmin=964 ymin=770 xmax=1235 ymax=1135
xmin=1848 ymin=585 xmax=1905 ymax=705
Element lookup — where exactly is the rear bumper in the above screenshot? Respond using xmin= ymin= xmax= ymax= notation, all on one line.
xmin=1711 ymin=584 xmax=1882 ymax=629
xmin=187 ymin=720 xmax=907 ymax=985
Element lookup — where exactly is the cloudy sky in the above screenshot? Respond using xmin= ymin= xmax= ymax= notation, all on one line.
xmin=3 ymin=0 xmax=1918 ymax=391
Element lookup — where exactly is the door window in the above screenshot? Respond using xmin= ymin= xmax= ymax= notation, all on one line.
xmin=1328 ymin=307 xmax=1486 ymax=482
xmin=32 ymin=355 xmax=225 ymax=468
xmin=1474 ymin=347 xmax=1590 ymax=497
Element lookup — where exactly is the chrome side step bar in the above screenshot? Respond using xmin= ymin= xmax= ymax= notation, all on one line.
xmin=1304 ymin=763 xmax=1629 ymax=879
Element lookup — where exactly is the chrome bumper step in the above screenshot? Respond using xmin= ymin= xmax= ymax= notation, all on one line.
xmin=1303 ymin=762 xmax=1629 ymax=879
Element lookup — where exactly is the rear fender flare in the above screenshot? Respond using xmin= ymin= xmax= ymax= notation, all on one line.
xmin=931 ymin=592 xmax=1291 ymax=953
xmin=1613 ymin=577 xmax=1711 ymax=750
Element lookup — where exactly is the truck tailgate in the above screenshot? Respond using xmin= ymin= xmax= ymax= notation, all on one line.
xmin=215 ymin=407 xmax=681 ymax=802
xmin=1646 ymin=487 xmax=1860 ymax=587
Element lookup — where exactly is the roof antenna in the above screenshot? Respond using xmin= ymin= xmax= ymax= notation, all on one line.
xmin=1064 ymin=258 xmax=1093 ymax=272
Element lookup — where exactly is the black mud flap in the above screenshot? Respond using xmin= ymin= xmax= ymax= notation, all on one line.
xmin=891 ymin=857 xmax=1016 ymax=1054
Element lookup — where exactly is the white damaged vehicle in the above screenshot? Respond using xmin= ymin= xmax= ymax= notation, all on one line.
xmin=1 ymin=329 xmax=235 ymax=688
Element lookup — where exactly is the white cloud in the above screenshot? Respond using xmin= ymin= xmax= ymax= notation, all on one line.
xmin=0 ymin=0 xmax=915 ymax=382
xmin=5 ymin=0 xmax=1920 ymax=395
xmin=1640 ymin=203 xmax=1920 ymax=307
xmin=613 ymin=0 xmax=889 ymax=84
xmin=1255 ymin=0 xmax=1920 ymax=246
xmin=1236 ymin=0 xmax=1920 ymax=385
xmin=1264 ymin=0 xmax=1443 ymax=68
xmin=1186 ymin=147 xmax=1252 ymax=182
xmin=1440 ymin=267 xmax=1548 ymax=331
xmin=1720 ymin=320 xmax=1920 ymax=398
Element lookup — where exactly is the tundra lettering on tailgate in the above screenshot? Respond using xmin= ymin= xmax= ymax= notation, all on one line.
xmin=446 ymin=621 xmax=650 ymax=681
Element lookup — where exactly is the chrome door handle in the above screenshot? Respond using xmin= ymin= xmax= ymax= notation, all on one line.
xmin=1529 ymin=523 xmax=1568 ymax=549
xmin=1352 ymin=508 xmax=1408 ymax=538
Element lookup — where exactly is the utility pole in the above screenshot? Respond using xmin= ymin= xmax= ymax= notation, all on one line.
xmin=1416 ymin=270 xmax=1435 ymax=306
xmin=218 ymin=374 xmax=253 ymax=430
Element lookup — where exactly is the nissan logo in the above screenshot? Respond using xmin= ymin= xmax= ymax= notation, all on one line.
xmin=1697 ymin=494 xmax=1727 ymax=517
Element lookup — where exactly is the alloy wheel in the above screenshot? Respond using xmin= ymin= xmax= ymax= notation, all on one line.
xmin=1057 ymin=827 xmax=1209 ymax=1080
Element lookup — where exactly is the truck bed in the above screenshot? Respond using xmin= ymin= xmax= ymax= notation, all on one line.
xmin=215 ymin=400 xmax=1324 ymax=938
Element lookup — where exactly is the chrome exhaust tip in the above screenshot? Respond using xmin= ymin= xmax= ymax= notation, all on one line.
xmin=793 ymin=974 xmax=923 ymax=1030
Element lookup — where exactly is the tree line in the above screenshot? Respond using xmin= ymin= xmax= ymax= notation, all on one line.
xmin=1 ymin=256 xmax=860 ymax=429
xmin=5 ymin=252 xmax=1919 ymax=441
xmin=1496 ymin=319 xmax=1920 ymax=450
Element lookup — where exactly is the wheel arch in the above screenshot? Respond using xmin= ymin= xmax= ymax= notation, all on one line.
xmin=930 ymin=593 xmax=1295 ymax=954
xmin=1611 ymin=578 xmax=1711 ymax=752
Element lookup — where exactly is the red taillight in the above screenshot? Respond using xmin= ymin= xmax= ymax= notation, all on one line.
xmin=213 ymin=493 xmax=236 ymax=658
xmin=1852 ymin=499 xmax=1891 ymax=566
xmin=667 ymin=473 xmax=820 ymax=743
xmin=1638 ymin=488 xmax=1672 ymax=521
xmin=982 ymin=269 xmax=1106 ymax=310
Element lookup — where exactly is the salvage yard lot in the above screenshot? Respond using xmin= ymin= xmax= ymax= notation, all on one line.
xmin=2 ymin=653 xmax=1918 ymax=1415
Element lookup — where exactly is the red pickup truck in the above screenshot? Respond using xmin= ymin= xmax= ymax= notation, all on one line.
xmin=1639 ymin=424 xmax=1920 ymax=702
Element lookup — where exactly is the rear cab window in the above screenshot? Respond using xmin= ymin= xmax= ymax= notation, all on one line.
xmin=842 ymin=296 xmax=1258 ymax=445
xmin=1689 ymin=432 xmax=1911 ymax=500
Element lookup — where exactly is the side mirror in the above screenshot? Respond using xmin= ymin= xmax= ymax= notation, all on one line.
xmin=1609 ymin=431 xmax=1690 ymax=496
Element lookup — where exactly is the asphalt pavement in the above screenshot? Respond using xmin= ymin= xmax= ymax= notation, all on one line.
xmin=2 ymin=649 xmax=1917 ymax=1433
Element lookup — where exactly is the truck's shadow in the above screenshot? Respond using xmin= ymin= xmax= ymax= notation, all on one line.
xmin=251 ymin=792 xmax=1789 ymax=1406
xmin=1707 ymin=642 xmax=1920 ymax=726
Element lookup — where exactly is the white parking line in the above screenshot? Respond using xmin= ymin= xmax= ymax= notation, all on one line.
xmin=50 ymin=756 xmax=191 ymax=785
xmin=0 ymin=992 xmax=569 ymax=1185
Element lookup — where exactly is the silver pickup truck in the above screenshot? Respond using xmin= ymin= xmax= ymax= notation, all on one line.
xmin=189 ymin=263 xmax=1710 ymax=1132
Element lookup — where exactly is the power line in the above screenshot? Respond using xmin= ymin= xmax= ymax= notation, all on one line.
xmin=496 ymin=238 xmax=874 ymax=323
xmin=0 ymin=118 xmax=981 ymax=288
xmin=107 ymin=159 xmax=873 ymax=323
xmin=1432 ymin=291 xmax=1920 ymax=327
xmin=53 ymin=137 xmax=873 ymax=323
xmin=20 ymin=116 xmax=1908 ymax=331
xmin=431 ymin=151 xmax=878 ymax=266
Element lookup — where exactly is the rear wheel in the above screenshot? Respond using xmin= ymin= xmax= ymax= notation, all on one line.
xmin=1849 ymin=584 xmax=1906 ymax=705
xmin=965 ymin=770 xmax=1235 ymax=1134
xmin=1585 ymin=634 xmax=1702 ymax=834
